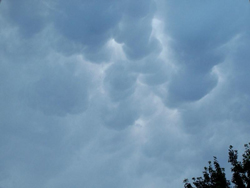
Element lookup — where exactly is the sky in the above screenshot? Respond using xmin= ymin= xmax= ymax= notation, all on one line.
xmin=0 ymin=0 xmax=250 ymax=187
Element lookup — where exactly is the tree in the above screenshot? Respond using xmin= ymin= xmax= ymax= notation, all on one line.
xmin=184 ymin=143 xmax=250 ymax=188
xmin=228 ymin=144 xmax=250 ymax=188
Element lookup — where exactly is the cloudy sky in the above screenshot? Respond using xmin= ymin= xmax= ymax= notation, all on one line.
xmin=0 ymin=0 xmax=250 ymax=187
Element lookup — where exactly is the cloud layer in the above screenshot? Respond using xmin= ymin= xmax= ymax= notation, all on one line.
xmin=0 ymin=0 xmax=250 ymax=187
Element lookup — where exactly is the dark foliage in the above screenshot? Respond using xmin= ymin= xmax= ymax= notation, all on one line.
xmin=184 ymin=143 xmax=250 ymax=188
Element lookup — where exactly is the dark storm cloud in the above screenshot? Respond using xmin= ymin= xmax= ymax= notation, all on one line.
xmin=23 ymin=61 xmax=89 ymax=116
xmin=52 ymin=0 xmax=122 ymax=62
xmin=113 ymin=0 xmax=162 ymax=60
xmin=101 ymin=98 xmax=139 ymax=130
xmin=1 ymin=0 xmax=250 ymax=188
xmin=104 ymin=63 xmax=137 ymax=101
xmin=156 ymin=0 xmax=250 ymax=106
xmin=166 ymin=70 xmax=218 ymax=106
xmin=129 ymin=55 xmax=169 ymax=86
xmin=52 ymin=0 xmax=161 ymax=62
xmin=228 ymin=35 xmax=250 ymax=96
xmin=4 ymin=0 xmax=49 ymax=37
xmin=54 ymin=0 xmax=122 ymax=44
xmin=0 ymin=58 xmax=78 ymax=186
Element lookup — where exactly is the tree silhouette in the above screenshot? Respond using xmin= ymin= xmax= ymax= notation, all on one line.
xmin=184 ymin=143 xmax=250 ymax=188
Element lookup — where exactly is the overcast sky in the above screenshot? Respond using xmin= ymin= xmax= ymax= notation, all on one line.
xmin=0 ymin=0 xmax=250 ymax=187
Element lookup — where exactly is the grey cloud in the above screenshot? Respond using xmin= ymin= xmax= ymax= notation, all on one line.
xmin=131 ymin=56 xmax=169 ymax=86
xmin=5 ymin=0 xmax=49 ymax=37
xmin=161 ymin=0 xmax=248 ymax=49
xmin=104 ymin=63 xmax=137 ymax=101
xmin=155 ymin=0 xmax=250 ymax=107
xmin=101 ymin=99 xmax=139 ymax=130
xmin=1 ymin=0 xmax=250 ymax=188
xmin=165 ymin=70 xmax=218 ymax=106
xmin=0 ymin=101 xmax=75 ymax=188
xmin=3 ymin=0 xmax=162 ymax=63
xmin=114 ymin=0 xmax=161 ymax=60
xmin=172 ymin=32 xmax=250 ymax=160
xmin=102 ymin=63 xmax=140 ymax=130
xmin=140 ymin=70 xmax=168 ymax=86
xmin=53 ymin=0 xmax=161 ymax=61
xmin=23 ymin=62 xmax=89 ymax=116
xmin=54 ymin=0 xmax=122 ymax=44
xmin=228 ymin=35 xmax=250 ymax=95
xmin=53 ymin=0 xmax=123 ymax=62
xmin=44 ymin=126 xmax=136 ymax=188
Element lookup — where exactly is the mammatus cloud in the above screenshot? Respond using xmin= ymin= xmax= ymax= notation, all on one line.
xmin=154 ymin=0 xmax=250 ymax=107
xmin=0 ymin=0 xmax=250 ymax=187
